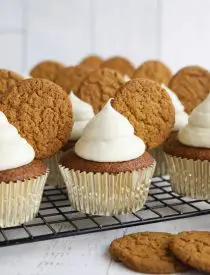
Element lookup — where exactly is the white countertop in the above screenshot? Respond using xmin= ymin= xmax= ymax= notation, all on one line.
xmin=0 ymin=215 xmax=209 ymax=275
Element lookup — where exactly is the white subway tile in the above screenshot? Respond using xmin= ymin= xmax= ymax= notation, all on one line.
xmin=161 ymin=0 xmax=210 ymax=72
xmin=92 ymin=0 xmax=159 ymax=66
xmin=26 ymin=0 xmax=92 ymax=70
xmin=0 ymin=0 xmax=23 ymax=31
xmin=0 ymin=34 xmax=22 ymax=72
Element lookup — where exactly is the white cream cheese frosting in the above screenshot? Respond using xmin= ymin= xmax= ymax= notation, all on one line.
xmin=161 ymin=84 xmax=188 ymax=131
xmin=124 ymin=75 xmax=131 ymax=82
xmin=69 ymin=92 xmax=94 ymax=141
xmin=0 ymin=112 xmax=35 ymax=171
xmin=75 ymin=99 xmax=146 ymax=162
xmin=178 ymin=93 xmax=210 ymax=148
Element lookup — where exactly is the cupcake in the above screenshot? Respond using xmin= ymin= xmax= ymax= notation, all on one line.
xmin=149 ymin=84 xmax=188 ymax=176
xmin=0 ymin=112 xmax=48 ymax=228
xmin=0 ymin=78 xmax=73 ymax=189
xmin=59 ymin=100 xmax=155 ymax=215
xmin=164 ymin=94 xmax=210 ymax=199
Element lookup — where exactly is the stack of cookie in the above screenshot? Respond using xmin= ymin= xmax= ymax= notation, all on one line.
xmin=110 ymin=231 xmax=210 ymax=274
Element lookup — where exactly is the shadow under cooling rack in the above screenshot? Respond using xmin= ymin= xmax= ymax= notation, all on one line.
xmin=1 ymin=176 xmax=210 ymax=247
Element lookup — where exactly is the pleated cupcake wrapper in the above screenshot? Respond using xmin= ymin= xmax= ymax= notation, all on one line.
xmin=0 ymin=171 xmax=49 ymax=228
xmin=149 ymin=146 xmax=168 ymax=176
xmin=44 ymin=152 xmax=65 ymax=187
xmin=59 ymin=163 xmax=155 ymax=216
xmin=164 ymin=153 xmax=210 ymax=199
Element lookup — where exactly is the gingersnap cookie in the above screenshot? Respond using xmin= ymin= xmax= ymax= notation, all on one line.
xmin=101 ymin=56 xmax=135 ymax=77
xmin=133 ymin=60 xmax=172 ymax=85
xmin=168 ymin=66 xmax=210 ymax=113
xmin=0 ymin=69 xmax=23 ymax=98
xmin=55 ymin=65 xmax=93 ymax=94
xmin=80 ymin=55 xmax=103 ymax=69
xmin=0 ymin=78 xmax=73 ymax=159
xmin=30 ymin=60 xmax=65 ymax=82
xmin=109 ymin=232 xmax=188 ymax=274
xmin=77 ymin=68 xmax=125 ymax=113
xmin=112 ymin=78 xmax=175 ymax=149
xmin=170 ymin=231 xmax=210 ymax=273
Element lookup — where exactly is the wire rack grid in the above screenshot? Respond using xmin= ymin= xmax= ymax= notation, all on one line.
xmin=1 ymin=176 xmax=210 ymax=247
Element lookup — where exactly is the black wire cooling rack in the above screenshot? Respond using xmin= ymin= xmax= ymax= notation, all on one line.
xmin=1 ymin=176 xmax=210 ymax=247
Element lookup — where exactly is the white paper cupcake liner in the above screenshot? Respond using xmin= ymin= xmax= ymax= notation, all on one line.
xmin=59 ymin=163 xmax=155 ymax=216
xmin=164 ymin=153 xmax=210 ymax=199
xmin=44 ymin=152 xmax=65 ymax=187
xmin=149 ymin=146 xmax=168 ymax=176
xmin=0 ymin=171 xmax=49 ymax=228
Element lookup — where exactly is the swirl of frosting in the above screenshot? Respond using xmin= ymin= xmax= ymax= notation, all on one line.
xmin=124 ymin=75 xmax=131 ymax=82
xmin=69 ymin=92 xmax=95 ymax=141
xmin=0 ymin=112 xmax=35 ymax=171
xmin=178 ymin=94 xmax=210 ymax=148
xmin=161 ymin=84 xmax=188 ymax=131
xmin=75 ymin=99 xmax=145 ymax=162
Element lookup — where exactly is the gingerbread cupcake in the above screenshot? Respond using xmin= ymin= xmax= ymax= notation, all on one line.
xmin=30 ymin=60 xmax=65 ymax=82
xmin=0 ymin=112 xmax=49 ymax=228
xmin=59 ymin=99 xmax=155 ymax=215
xmin=149 ymin=84 xmax=188 ymax=176
xmin=164 ymin=94 xmax=210 ymax=199
xmin=101 ymin=56 xmax=135 ymax=78
xmin=0 ymin=78 xmax=73 ymax=188
xmin=133 ymin=60 xmax=172 ymax=85
xmin=80 ymin=55 xmax=103 ymax=69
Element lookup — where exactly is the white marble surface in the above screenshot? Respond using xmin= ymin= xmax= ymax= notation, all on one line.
xmin=0 ymin=215 xmax=209 ymax=275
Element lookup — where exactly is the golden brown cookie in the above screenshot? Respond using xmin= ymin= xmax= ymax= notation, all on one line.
xmin=30 ymin=60 xmax=65 ymax=82
xmin=109 ymin=232 xmax=188 ymax=274
xmin=101 ymin=56 xmax=135 ymax=77
xmin=133 ymin=60 xmax=172 ymax=85
xmin=0 ymin=69 xmax=23 ymax=98
xmin=168 ymin=66 xmax=210 ymax=113
xmin=77 ymin=68 xmax=125 ymax=113
xmin=170 ymin=231 xmax=210 ymax=273
xmin=0 ymin=78 xmax=73 ymax=159
xmin=112 ymin=78 xmax=175 ymax=149
xmin=80 ymin=55 xmax=103 ymax=69
xmin=54 ymin=65 xmax=93 ymax=94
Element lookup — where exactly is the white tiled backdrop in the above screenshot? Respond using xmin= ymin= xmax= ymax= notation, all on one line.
xmin=0 ymin=0 xmax=209 ymax=74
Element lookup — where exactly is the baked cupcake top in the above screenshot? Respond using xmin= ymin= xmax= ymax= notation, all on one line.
xmin=178 ymin=93 xmax=210 ymax=148
xmin=161 ymin=84 xmax=188 ymax=131
xmin=0 ymin=111 xmax=35 ymax=171
xmin=75 ymin=99 xmax=145 ymax=162
xmin=69 ymin=92 xmax=94 ymax=141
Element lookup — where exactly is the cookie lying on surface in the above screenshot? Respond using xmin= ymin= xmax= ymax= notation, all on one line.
xmin=170 ymin=231 xmax=210 ymax=273
xmin=109 ymin=232 xmax=188 ymax=274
